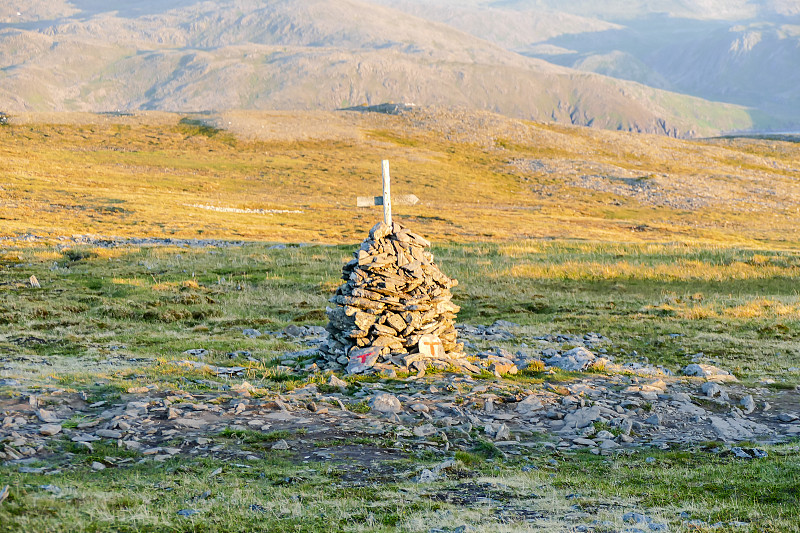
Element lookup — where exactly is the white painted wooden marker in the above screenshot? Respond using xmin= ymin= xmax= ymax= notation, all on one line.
xmin=382 ymin=159 xmax=392 ymax=225
xmin=357 ymin=160 xmax=419 ymax=225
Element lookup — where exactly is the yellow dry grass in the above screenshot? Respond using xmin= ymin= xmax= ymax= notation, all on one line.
xmin=0 ymin=110 xmax=798 ymax=247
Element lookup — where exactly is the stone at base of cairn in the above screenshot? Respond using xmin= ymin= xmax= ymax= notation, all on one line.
xmin=320 ymin=221 xmax=470 ymax=375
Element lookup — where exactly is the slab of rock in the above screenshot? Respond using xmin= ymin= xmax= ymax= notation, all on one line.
xmin=599 ymin=439 xmax=619 ymax=449
xmin=346 ymin=347 xmax=380 ymax=374
xmin=683 ymin=364 xmax=737 ymax=382
xmin=410 ymin=403 xmax=429 ymax=413
xmin=96 ymin=429 xmax=123 ymax=439
xmin=490 ymin=362 xmax=518 ymax=376
xmin=72 ymin=433 xmax=100 ymax=443
xmin=645 ymin=414 xmax=662 ymax=426
xmin=415 ymin=469 xmax=438 ymax=483
xmin=740 ymin=395 xmax=756 ymax=414
xmin=283 ymin=324 xmax=305 ymax=337
xmin=701 ymin=382 xmax=723 ymax=398
xmin=369 ymin=393 xmax=402 ymax=414
xmin=328 ymin=375 xmax=348 ymax=389
xmin=413 ymin=423 xmax=437 ymax=437
xmin=493 ymin=423 xmax=510 ymax=441
xmin=516 ymin=395 xmax=544 ymax=414
xmin=418 ymin=334 xmax=444 ymax=358
xmin=36 ymin=409 xmax=60 ymax=423
xmin=676 ymin=402 xmax=707 ymax=416
xmin=640 ymin=390 xmax=659 ymax=401
xmin=561 ymin=406 xmax=602 ymax=430
xmin=39 ymin=424 xmax=62 ymax=436
xmin=709 ymin=415 xmax=772 ymax=442
xmin=174 ymin=418 xmax=207 ymax=429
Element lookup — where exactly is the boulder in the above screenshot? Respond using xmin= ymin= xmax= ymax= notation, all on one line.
xmin=545 ymin=346 xmax=596 ymax=372
xmin=369 ymin=392 xmax=402 ymax=414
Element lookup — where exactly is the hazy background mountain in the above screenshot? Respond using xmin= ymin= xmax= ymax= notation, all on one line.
xmin=378 ymin=0 xmax=800 ymax=130
xmin=0 ymin=0 xmax=796 ymax=136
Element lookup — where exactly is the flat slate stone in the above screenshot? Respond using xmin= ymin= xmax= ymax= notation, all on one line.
xmin=39 ymin=424 xmax=62 ymax=436
xmin=561 ymin=406 xmax=602 ymax=430
xmin=683 ymin=363 xmax=737 ymax=381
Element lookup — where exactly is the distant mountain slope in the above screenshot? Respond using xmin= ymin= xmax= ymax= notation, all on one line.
xmin=0 ymin=0 xmax=781 ymax=136
xmin=382 ymin=0 xmax=800 ymax=130
xmin=370 ymin=0 xmax=623 ymax=50
xmin=531 ymin=17 xmax=800 ymax=123
xmin=487 ymin=0 xmax=799 ymax=20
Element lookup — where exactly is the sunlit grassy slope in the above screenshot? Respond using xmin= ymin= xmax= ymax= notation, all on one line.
xmin=0 ymin=109 xmax=798 ymax=247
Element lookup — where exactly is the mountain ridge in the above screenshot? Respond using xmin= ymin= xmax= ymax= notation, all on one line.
xmin=0 ymin=0 xmax=785 ymax=137
xmin=381 ymin=0 xmax=800 ymax=129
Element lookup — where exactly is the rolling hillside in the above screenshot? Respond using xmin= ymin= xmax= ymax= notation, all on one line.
xmin=1 ymin=108 xmax=798 ymax=246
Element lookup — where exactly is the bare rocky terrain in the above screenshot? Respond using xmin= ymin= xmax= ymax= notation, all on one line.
xmin=4 ymin=322 xmax=799 ymax=468
xmin=2 ymin=321 xmax=798 ymax=530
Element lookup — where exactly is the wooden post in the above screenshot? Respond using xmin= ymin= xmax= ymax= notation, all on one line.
xmin=382 ymin=160 xmax=392 ymax=226
xmin=356 ymin=160 xmax=418 ymax=216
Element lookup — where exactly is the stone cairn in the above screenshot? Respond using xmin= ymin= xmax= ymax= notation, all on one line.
xmin=320 ymin=220 xmax=470 ymax=375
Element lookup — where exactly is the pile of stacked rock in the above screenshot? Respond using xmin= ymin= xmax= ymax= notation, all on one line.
xmin=320 ymin=221 xmax=472 ymax=375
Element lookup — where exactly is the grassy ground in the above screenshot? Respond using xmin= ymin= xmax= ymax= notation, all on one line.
xmin=1 ymin=242 xmax=799 ymax=531
xmin=1 ymin=242 xmax=797 ymax=387
xmin=2 ymin=442 xmax=799 ymax=532
xmin=1 ymin=111 xmax=799 ymax=531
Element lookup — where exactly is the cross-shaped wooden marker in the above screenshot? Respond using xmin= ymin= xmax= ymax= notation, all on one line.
xmin=357 ymin=160 xmax=419 ymax=225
